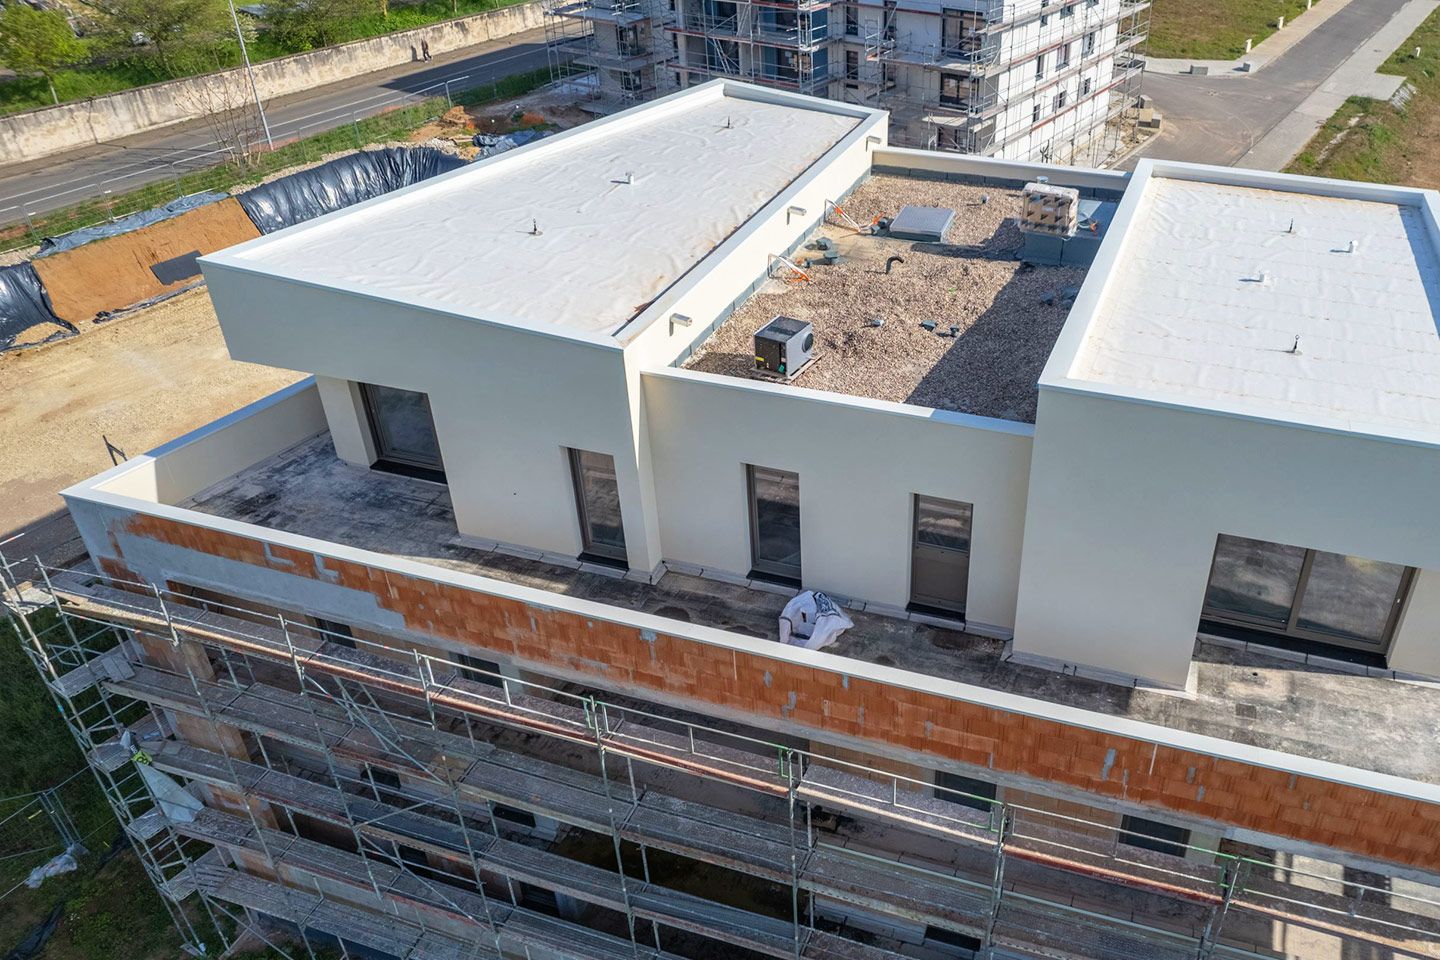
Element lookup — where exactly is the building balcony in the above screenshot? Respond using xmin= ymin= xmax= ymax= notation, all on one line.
xmin=60 ymin=378 xmax=1440 ymax=807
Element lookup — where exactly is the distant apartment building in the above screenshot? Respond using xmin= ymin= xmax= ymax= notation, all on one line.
xmin=547 ymin=0 xmax=1148 ymax=163
xmin=12 ymin=83 xmax=1440 ymax=960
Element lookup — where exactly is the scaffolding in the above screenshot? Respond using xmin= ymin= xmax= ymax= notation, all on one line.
xmin=668 ymin=0 xmax=838 ymax=97
xmin=546 ymin=0 xmax=679 ymax=112
xmin=6 ymin=554 xmax=1440 ymax=960
xmin=849 ymin=0 xmax=1149 ymax=164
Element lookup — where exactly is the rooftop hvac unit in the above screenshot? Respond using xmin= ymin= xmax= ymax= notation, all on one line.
xmin=754 ymin=315 xmax=814 ymax=381
xmin=1018 ymin=181 xmax=1080 ymax=238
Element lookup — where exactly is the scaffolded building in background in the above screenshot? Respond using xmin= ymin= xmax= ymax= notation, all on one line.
xmin=551 ymin=0 xmax=1148 ymax=163
xmin=12 ymin=84 xmax=1440 ymax=960
xmin=546 ymin=0 xmax=679 ymax=111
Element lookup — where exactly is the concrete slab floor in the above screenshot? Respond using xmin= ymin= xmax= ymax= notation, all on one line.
xmin=181 ymin=433 xmax=1440 ymax=785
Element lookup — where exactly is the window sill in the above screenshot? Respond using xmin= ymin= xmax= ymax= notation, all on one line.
xmin=370 ymin=459 xmax=447 ymax=485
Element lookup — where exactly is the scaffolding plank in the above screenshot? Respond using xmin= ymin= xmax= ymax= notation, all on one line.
xmin=799 ymin=764 xmax=995 ymax=845
xmin=624 ymin=791 xmax=793 ymax=879
xmin=51 ymin=641 xmax=136 ymax=697
xmin=802 ymin=930 xmax=915 ymax=960
xmin=803 ymin=845 xmax=989 ymax=933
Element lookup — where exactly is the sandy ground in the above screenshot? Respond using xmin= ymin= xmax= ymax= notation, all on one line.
xmin=0 ymin=288 xmax=301 ymax=550
xmin=684 ymin=176 xmax=1087 ymax=423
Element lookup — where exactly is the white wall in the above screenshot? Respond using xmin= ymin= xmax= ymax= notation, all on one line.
xmin=643 ymin=369 xmax=1034 ymax=633
xmin=200 ymin=266 xmax=659 ymax=571
xmin=1014 ymin=388 xmax=1440 ymax=687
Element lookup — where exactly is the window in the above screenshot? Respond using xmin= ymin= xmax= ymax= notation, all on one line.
xmin=925 ymin=927 xmax=982 ymax=951
xmin=1053 ymin=89 xmax=1067 ymax=110
xmin=454 ymin=652 xmax=503 ymax=687
xmin=1039 ymin=13 xmax=1049 ymax=25
xmin=1060 ymin=2 xmax=1074 ymax=16
xmin=1120 ymin=815 xmax=1191 ymax=858
xmin=934 ymin=771 xmax=995 ymax=812
xmin=747 ymin=465 xmax=802 ymax=584
xmin=844 ymin=3 xmax=858 ymax=35
xmin=313 ymin=618 xmax=355 ymax=649
xmin=1032 ymin=100 xmax=1043 ymax=123
xmin=360 ymin=383 xmax=445 ymax=482
xmin=1201 ymin=535 xmax=1414 ymax=655
xmin=1057 ymin=41 xmax=1071 ymax=68
xmin=845 ymin=49 xmax=859 ymax=80
xmin=910 ymin=495 xmax=972 ymax=615
xmin=1084 ymin=30 xmax=1096 ymax=54
xmin=568 ymin=449 xmax=627 ymax=564
xmin=1081 ymin=75 xmax=1092 ymax=96
xmin=939 ymin=73 xmax=968 ymax=106
xmin=1034 ymin=54 xmax=1045 ymax=79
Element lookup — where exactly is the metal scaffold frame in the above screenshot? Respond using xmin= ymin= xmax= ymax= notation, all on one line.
xmin=848 ymin=0 xmax=1149 ymax=163
xmin=668 ymin=0 xmax=837 ymax=95
xmin=545 ymin=0 xmax=680 ymax=111
xmin=6 ymin=554 xmax=1440 ymax=960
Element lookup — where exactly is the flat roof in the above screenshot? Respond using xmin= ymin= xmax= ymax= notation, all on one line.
xmin=224 ymin=84 xmax=863 ymax=339
xmin=1064 ymin=168 xmax=1440 ymax=438
xmin=683 ymin=174 xmax=1092 ymax=423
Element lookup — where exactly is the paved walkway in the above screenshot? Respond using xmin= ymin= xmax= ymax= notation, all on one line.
xmin=1124 ymin=0 xmax=1431 ymax=170
xmin=1143 ymin=0 xmax=1359 ymax=75
xmin=1239 ymin=0 xmax=1437 ymax=169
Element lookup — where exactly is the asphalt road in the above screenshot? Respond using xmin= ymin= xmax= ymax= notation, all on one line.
xmin=0 ymin=26 xmax=557 ymax=221
xmin=1125 ymin=0 xmax=1415 ymax=168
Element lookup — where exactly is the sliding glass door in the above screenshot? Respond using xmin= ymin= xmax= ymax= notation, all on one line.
xmin=1202 ymin=534 xmax=1413 ymax=654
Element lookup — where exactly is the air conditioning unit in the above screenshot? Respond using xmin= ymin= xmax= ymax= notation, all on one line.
xmin=1018 ymin=181 xmax=1080 ymax=238
xmin=753 ymin=316 xmax=814 ymax=380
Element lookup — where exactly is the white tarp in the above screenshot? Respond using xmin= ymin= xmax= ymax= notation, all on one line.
xmin=25 ymin=845 xmax=81 ymax=889
xmin=779 ymin=591 xmax=854 ymax=650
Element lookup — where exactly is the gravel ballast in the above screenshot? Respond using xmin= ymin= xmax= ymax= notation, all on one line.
xmin=682 ymin=175 xmax=1088 ymax=423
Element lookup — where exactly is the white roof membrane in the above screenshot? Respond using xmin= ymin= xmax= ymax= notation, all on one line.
xmin=1073 ymin=178 xmax=1440 ymax=435
xmin=235 ymin=92 xmax=860 ymax=337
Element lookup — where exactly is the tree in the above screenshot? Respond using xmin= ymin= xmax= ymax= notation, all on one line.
xmin=0 ymin=4 xmax=86 ymax=105
xmin=84 ymin=0 xmax=233 ymax=78
xmin=266 ymin=0 xmax=378 ymax=50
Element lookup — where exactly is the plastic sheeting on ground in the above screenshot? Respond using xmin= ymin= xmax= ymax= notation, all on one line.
xmin=779 ymin=591 xmax=854 ymax=651
xmin=236 ymin=146 xmax=466 ymax=234
xmin=24 ymin=845 xmax=82 ymax=889
xmin=0 ymin=262 xmax=74 ymax=353
xmin=472 ymin=128 xmax=545 ymax=158
xmin=36 ymin=191 xmax=229 ymax=257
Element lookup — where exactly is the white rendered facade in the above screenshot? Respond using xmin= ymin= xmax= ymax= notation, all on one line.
xmin=31 ymin=85 xmax=1440 ymax=960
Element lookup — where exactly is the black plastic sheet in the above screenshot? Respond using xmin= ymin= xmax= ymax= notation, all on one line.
xmin=0 ymin=263 xmax=74 ymax=353
xmin=36 ymin=191 xmax=229 ymax=257
xmin=237 ymin=147 xmax=466 ymax=234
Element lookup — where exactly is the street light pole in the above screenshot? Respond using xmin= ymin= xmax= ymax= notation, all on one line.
xmin=225 ymin=0 xmax=275 ymax=150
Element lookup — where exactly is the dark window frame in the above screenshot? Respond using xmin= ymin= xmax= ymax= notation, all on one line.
xmin=934 ymin=770 xmax=995 ymax=812
xmin=1119 ymin=814 xmax=1191 ymax=858
xmin=1200 ymin=534 xmax=1415 ymax=656
xmin=568 ymin=448 xmax=629 ymax=566
xmin=747 ymin=464 xmax=802 ymax=586
xmin=359 ymin=382 xmax=446 ymax=484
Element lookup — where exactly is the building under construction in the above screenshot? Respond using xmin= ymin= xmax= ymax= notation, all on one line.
xmin=546 ymin=0 xmax=1148 ymax=164
xmin=9 ymin=83 xmax=1440 ymax=960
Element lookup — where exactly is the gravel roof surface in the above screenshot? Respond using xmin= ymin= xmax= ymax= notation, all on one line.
xmin=682 ymin=175 xmax=1088 ymax=423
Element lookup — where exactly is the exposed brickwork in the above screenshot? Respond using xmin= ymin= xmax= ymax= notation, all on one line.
xmin=112 ymin=514 xmax=1440 ymax=871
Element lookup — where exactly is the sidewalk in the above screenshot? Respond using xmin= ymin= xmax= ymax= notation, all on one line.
xmin=1144 ymin=0 xmax=1358 ymax=75
xmin=1238 ymin=0 xmax=1438 ymax=169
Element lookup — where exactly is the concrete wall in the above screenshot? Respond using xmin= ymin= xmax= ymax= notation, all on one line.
xmin=201 ymin=265 xmax=663 ymax=571
xmin=0 ymin=2 xmax=544 ymax=166
xmin=643 ymin=369 xmax=1033 ymax=634
xmin=1012 ymin=387 xmax=1440 ymax=688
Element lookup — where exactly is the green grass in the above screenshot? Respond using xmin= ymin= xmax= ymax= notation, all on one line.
xmin=1286 ymin=8 xmax=1440 ymax=185
xmin=0 ymin=0 xmax=529 ymax=116
xmin=1146 ymin=0 xmax=1319 ymax=60
xmin=0 ymin=65 xmax=555 ymax=252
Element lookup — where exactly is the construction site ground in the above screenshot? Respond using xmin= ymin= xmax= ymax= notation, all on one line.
xmin=0 ymin=289 xmax=301 ymax=564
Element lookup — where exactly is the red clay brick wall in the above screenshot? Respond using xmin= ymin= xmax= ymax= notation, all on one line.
xmin=112 ymin=515 xmax=1440 ymax=871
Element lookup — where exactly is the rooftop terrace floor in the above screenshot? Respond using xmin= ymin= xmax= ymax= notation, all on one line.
xmin=682 ymin=176 xmax=1087 ymax=423
xmin=181 ymin=433 xmax=1440 ymax=785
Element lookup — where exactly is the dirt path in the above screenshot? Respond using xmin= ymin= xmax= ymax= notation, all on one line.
xmin=0 ymin=289 xmax=301 ymax=544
